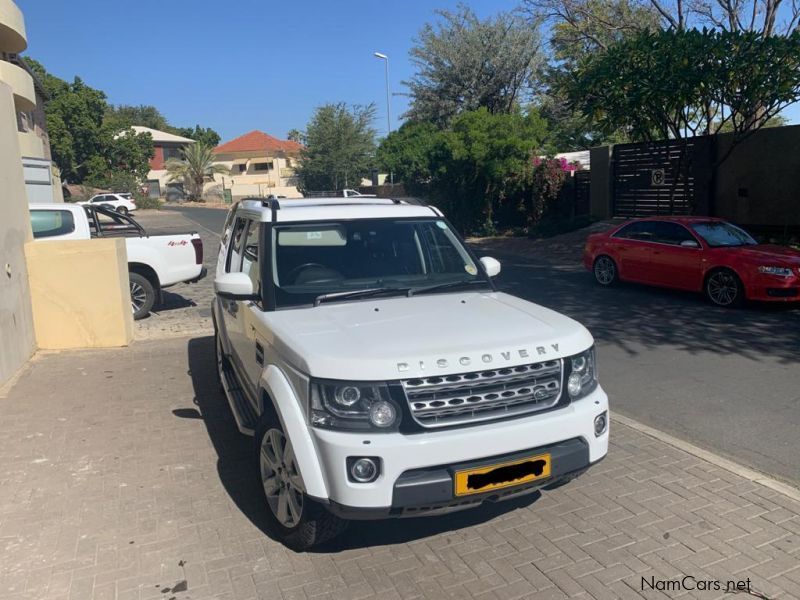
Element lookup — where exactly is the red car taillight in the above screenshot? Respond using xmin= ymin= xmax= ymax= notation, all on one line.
xmin=191 ymin=238 xmax=203 ymax=264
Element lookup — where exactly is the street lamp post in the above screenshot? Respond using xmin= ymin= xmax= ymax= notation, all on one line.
xmin=373 ymin=51 xmax=393 ymax=186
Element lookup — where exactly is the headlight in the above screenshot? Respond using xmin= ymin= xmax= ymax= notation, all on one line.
xmin=757 ymin=266 xmax=793 ymax=277
xmin=567 ymin=347 xmax=598 ymax=400
xmin=310 ymin=380 xmax=401 ymax=431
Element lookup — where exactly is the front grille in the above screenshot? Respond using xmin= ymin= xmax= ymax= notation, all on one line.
xmin=401 ymin=360 xmax=564 ymax=428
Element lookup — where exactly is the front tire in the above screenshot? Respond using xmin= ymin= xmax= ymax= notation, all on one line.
xmin=129 ymin=272 xmax=155 ymax=319
xmin=255 ymin=414 xmax=347 ymax=550
xmin=116 ymin=206 xmax=129 ymax=215
xmin=593 ymin=255 xmax=618 ymax=286
xmin=705 ymin=269 xmax=744 ymax=307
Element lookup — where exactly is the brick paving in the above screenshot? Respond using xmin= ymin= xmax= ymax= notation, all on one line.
xmin=1 ymin=337 xmax=798 ymax=599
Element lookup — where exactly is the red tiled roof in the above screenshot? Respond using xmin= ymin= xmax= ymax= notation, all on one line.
xmin=213 ymin=130 xmax=303 ymax=154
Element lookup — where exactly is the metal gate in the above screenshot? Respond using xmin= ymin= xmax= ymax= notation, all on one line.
xmin=612 ymin=137 xmax=712 ymax=217
xmin=574 ymin=170 xmax=591 ymax=216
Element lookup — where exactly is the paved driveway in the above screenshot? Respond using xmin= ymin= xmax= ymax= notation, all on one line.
xmin=471 ymin=229 xmax=800 ymax=486
xmin=1 ymin=336 xmax=798 ymax=599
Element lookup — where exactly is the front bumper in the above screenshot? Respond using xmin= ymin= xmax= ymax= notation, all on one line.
xmin=309 ymin=385 xmax=609 ymax=515
xmin=326 ymin=437 xmax=597 ymax=519
xmin=745 ymin=271 xmax=800 ymax=302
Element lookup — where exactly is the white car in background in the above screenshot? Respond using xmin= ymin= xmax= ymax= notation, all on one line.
xmin=79 ymin=193 xmax=137 ymax=215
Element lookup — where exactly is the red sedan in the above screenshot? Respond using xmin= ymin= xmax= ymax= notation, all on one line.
xmin=583 ymin=217 xmax=800 ymax=307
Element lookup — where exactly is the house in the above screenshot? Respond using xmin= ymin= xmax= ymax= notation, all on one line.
xmin=210 ymin=130 xmax=303 ymax=199
xmin=1 ymin=48 xmax=63 ymax=203
xmin=130 ymin=126 xmax=195 ymax=199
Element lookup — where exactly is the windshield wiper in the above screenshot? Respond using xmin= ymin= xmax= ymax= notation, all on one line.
xmin=409 ymin=279 xmax=488 ymax=297
xmin=313 ymin=287 xmax=410 ymax=306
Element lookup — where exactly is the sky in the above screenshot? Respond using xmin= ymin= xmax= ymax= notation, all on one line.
xmin=16 ymin=0 xmax=519 ymax=143
xmin=16 ymin=0 xmax=800 ymax=145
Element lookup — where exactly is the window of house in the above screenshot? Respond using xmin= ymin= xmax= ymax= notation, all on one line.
xmin=253 ymin=161 xmax=273 ymax=172
xmin=162 ymin=146 xmax=183 ymax=161
xmin=238 ymin=163 xmax=247 ymax=173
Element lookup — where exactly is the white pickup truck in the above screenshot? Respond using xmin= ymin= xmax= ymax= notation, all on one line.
xmin=213 ymin=197 xmax=609 ymax=549
xmin=30 ymin=204 xmax=206 ymax=319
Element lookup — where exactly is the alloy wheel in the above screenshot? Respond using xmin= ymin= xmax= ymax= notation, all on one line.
xmin=260 ymin=428 xmax=304 ymax=528
xmin=594 ymin=256 xmax=616 ymax=285
xmin=707 ymin=271 xmax=739 ymax=306
xmin=130 ymin=281 xmax=147 ymax=314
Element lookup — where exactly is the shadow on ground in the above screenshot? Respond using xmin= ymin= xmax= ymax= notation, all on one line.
xmin=184 ymin=335 xmax=543 ymax=552
xmin=470 ymin=236 xmax=800 ymax=363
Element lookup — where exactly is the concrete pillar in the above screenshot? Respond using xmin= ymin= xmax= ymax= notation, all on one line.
xmin=0 ymin=81 xmax=36 ymax=384
xmin=589 ymin=145 xmax=613 ymax=219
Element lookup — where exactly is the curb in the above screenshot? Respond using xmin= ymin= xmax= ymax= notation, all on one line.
xmin=613 ymin=412 xmax=800 ymax=503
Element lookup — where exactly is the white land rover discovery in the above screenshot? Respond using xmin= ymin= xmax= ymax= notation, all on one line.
xmin=213 ymin=197 xmax=609 ymax=549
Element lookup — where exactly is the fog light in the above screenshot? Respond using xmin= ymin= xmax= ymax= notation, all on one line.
xmin=369 ymin=400 xmax=396 ymax=428
xmin=568 ymin=373 xmax=583 ymax=397
xmin=594 ymin=411 xmax=608 ymax=437
xmin=349 ymin=457 xmax=379 ymax=483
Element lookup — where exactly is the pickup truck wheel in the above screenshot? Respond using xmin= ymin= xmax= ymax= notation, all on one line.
xmin=129 ymin=272 xmax=155 ymax=320
xmin=255 ymin=417 xmax=348 ymax=550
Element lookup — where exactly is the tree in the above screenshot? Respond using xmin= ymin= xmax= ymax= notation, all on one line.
xmin=377 ymin=108 xmax=549 ymax=234
xmin=165 ymin=143 xmax=230 ymax=200
xmin=105 ymin=107 xmax=221 ymax=146
xmin=174 ymin=125 xmax=221 ymax=147
xmin=525 ymin=0 xmax=800 ymax=45
xmin=405 ymin=4 xmax=543 ymax=125
xmin=286 ymin=129 xmax=304 ymax=144
xmin=296 ymin=103 xmax=377 ymax=191
xmin=376 ymin=121 xmax=442 ymax=195
xmin=85 ymin=126 xmax=154 ymax=192
xmin=105 ymin=104 xmax=171 ymax=131
xmin=25 ymin=59 xmax=153 ymax=185
xmin=567 ymin=29 xmax=800 ymax=145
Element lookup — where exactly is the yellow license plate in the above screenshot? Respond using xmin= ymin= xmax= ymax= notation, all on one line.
xmin=454 ymin=453 xmax=551 ymax=496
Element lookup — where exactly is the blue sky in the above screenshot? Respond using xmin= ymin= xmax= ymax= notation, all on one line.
xmin=16 ymin=0 xmax=518 ymax=142
xmin=16 ymin=0 xmax=800 ymax=144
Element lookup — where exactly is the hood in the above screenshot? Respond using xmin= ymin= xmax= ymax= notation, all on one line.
xmin=729 ymin=244 xmax=800 ymax=266
xmin=264 ymin=292 xmax=594 ymax=380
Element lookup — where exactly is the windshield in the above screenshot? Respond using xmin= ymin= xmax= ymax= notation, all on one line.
xmin=690 ymin=222 xmax=757 ymax=248
xmin=271 ymin=218 xmax=488 ymax=307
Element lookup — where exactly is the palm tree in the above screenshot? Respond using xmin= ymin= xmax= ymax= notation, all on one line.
xmin=165 ymin=142 xmax=229 ymax=201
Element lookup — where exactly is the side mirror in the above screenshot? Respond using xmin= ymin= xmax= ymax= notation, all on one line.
xmin=479 ymin=256 xmax=501 ymax=278
xmin=680 ymin=240 xmax=700 ymax=248
xmin=215 ymin=272 xmax=257 ymax=300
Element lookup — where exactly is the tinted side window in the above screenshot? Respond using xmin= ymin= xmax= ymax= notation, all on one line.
xmin=240 ymin=221 xmax=261 ymax=291
xmin=226 ymin=217 xmax=248 ymax=272
xmin=614 ymin=221 xmax=658 ymax=241
xmin=30 ymin=210 xmax=75 ymax=239
xmin=653 ymin=222 xmax=697 ymax=245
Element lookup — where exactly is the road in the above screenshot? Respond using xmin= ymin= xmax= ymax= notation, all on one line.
xmin=167 ymin=205 xmax=800 ymax=486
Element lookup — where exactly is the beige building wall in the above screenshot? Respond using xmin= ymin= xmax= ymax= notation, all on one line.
xmin=25 ymin=238 xmax=133 ymax=349
xmin=209 ymin=154 xmax=302 ymax=199
xmin=0 ymin=79 xmax=36 ymax=384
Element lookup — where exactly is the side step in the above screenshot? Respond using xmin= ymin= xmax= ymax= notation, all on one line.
xmin=219 ymin=355 xmax=258 ymax=435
